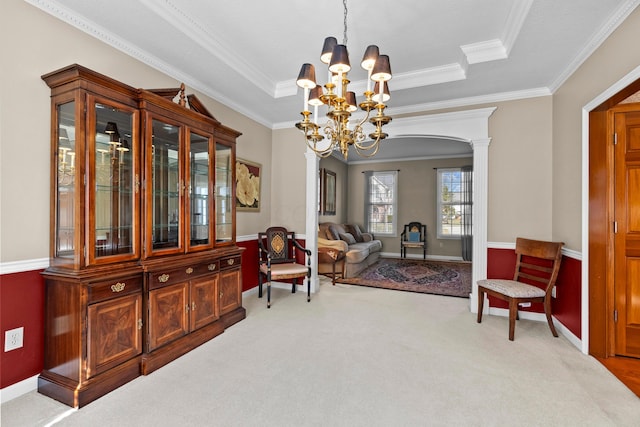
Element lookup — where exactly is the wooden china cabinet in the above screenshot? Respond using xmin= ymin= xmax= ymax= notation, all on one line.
xmin=39 ymin=64 xmax=245 ymax=408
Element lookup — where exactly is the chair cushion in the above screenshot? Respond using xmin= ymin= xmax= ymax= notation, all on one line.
xmin=478 ymin=279 xmax=546 ymax=298
xmin=402 ymin=241 xmax=424 ymax=247
xmin=260 ymin=262 xmax=308 ymax=277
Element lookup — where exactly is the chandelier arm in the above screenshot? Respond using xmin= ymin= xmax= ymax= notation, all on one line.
xmin=303 ymin=134 xmax=334 ymax=157
xmin=353 ymin=135 xmax=382 ymax=157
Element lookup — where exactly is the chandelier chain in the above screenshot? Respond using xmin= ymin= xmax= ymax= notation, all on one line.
xmin=343 ymin=0 xmax=348 ymax=45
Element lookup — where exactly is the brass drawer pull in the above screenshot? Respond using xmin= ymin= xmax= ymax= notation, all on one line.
xmin=227 ymin=259 xmax=235 ymax=266
xmin=186 ymin=267 xmax=194 ymax=274
xmin=208 ymin=263 xmax=216 ymax=271
xmin=158 ymin=274 xmax=170 ymax=283
xmin=111 ymin=282 xmax=126 ymax=292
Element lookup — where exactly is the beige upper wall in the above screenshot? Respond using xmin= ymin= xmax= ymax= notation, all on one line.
xmin=319 ymin=156 xmax=348 ymax=224
xmin=0 ymin=1 xmax=271 ymax=262
xmin=270 ymin=127 xmax=309 ymax=233
xmin=4 ymin=1 xmax=638 ymax=263
xmin=552 ymin=6 xmax=640 ymax=251
xmin=346 ymin=157 xmax=473 ymax=258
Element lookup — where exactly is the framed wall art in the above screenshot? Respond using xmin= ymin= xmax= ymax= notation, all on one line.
xmin=322 ymin=169 xmax=336 ymax=215
xmin=236 ymin=158 xmax=261 ymax=211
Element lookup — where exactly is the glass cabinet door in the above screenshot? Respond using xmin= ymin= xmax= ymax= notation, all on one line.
xmin=149 ymin=118 xmax=183 ymax=253
xmin=90 ymin=100 xmax=139 ymax=264
xmin=55 ymin=101 xmax=77 ymax=264
xmin=188 ymin=131 xmax=212 ymax=249
xmin=215 ymin=142 xmax=233 ymax=243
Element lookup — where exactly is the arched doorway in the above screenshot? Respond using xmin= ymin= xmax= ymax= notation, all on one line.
xmin=305 ymin=107 xmax=496 ymax=312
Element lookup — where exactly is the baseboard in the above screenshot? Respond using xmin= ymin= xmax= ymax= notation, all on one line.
xmin=488 ymin=307 xmax=582 ymax=350
xmin=380 ymin=252 xmax=464 ymax=261
xmin=1 ymin=375 xmax=38 ymax=403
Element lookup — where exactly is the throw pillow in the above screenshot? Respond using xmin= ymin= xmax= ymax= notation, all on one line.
xmin=347 ymin=224 xmax=364 ymax=242
xmin=339 ymin=232 xmax=357 ymax=245
xmin=327 ymin=225 xmax=341 ymax=240
xmin=408 ymin=231 xmax=420 ymax=242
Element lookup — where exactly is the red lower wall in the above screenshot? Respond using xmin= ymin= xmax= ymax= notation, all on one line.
xmin=0 ymin=243 xmax=582 ymax=390
xmin=0 ymin=270 xmax=45 ymax=388
xmin=486 ymin=247 xmax=582 ymax=339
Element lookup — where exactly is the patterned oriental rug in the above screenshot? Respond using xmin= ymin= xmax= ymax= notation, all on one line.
xmin=338 ymin=258 xmax=472 ymax=298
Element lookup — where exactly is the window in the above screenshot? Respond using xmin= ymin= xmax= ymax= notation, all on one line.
xmin=365 ymin=170 xmax=398 ymax=236
xmin=437 ymin=168 xmax=464 ymax=238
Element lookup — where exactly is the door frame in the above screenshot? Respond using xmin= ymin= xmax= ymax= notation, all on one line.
xmin=585 ymin=65 xmax=640 ymax=357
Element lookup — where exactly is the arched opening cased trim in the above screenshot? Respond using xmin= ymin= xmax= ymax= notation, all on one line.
xmin=305 ymin=107 xmax=496 ymax=311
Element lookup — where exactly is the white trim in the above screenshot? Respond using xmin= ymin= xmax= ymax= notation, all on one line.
xmin=0 ymin=258 xmax=49 ymax=275
xmin=461 ymin=39 xmax=507 ymax=65
xmin=549 ymin=0 xmax=640 ymax=93
xmin=273 ymin=89 xmax=549 ymax=130
xmin=379 ymin=252 xmax=464 ymax=262
xmin=0 ymin=375 xmax=38 ymax=403
xmin=501 ymin=0 xmax=534 ymax=57
xmin=487 ymin=308 xmax=582 ymax=350
xmin=488 ymin=242 xmax=582 ymax=261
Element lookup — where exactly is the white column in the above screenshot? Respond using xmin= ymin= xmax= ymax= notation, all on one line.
xmin=469 ymin=138 xmax=491 ymax=313
xmin=305 ymin=149 xmax=320 ymax=293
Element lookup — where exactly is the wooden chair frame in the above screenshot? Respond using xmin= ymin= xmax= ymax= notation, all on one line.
xmin=258 ymin=226 xmax=311 ymax=308
xmin=477 ymin=237 xmax=564 ymax=341
xmin=400 ymin=222 xmax=427 ymax=259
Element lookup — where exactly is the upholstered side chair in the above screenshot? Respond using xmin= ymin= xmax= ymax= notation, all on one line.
xmin=477 ymin=237 xmax=564 ymax=341
xmin=258 ymin=226 xmax=311 ymax=308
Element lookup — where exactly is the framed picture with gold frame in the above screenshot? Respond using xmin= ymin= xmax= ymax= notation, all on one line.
xmin=236 ymin=158 xmax=261 ymax=211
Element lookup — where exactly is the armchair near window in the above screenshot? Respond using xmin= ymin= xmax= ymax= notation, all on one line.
xmin=400 ymin=222 xmax=426 ymax=259
xmin=258 ymin=227 xmax=311 ymax=308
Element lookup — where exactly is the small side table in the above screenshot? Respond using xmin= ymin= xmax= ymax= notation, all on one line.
xmin=317 ymin=248 xmax=345 ymax=285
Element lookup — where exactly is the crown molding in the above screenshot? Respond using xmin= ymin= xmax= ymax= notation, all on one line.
xmin=549 ymin=0 xmax=640 ymax=93
xmin=461 ymin=39 xmax=507 ymax=65
xmin=274 ymin=86 xmax=550 ymax=129
xmin=138 ymin=0 xmax=276 ymax=98
xmin=26 ymin=0 xmax=274 ymax=128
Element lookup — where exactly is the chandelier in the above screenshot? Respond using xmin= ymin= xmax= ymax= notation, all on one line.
xmin=295 ymin=0 xmax=392 ymax=160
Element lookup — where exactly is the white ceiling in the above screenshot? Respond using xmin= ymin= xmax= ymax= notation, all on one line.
xmin=29 ymin=0 xmax=639 ymax=162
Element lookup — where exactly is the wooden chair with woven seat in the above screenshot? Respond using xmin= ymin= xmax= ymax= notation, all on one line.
xmin=477 ymin=237 xmax=564 ymax=341
xmin=258 ymin=226 xmax=312 ymax=308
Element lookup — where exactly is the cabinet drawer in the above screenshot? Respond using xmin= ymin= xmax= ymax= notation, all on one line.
xmin=88 ymin=276 xmax=143 ymax=304
xmin=220 ymin=256 xmax=241 ymax=271
xmin=148 ymin=261 xmax=219 ymax=290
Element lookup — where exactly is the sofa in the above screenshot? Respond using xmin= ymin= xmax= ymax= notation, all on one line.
xmin=318 ymin=222 xmax=382 ymax=279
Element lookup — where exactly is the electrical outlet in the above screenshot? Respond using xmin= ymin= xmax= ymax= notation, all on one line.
xmin=4 ymin=327 xmax=24 ymax=352
xmin=552 ymin=286 xmax=557 ymax=298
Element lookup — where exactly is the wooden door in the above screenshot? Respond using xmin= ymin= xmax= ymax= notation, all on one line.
xmin=190 ymin=276 xmax=219 ymax=330
xmin=87 ymin=293 xmax=142 ymax=378
xmin=614 ymin=110 xmax=640 ymax=358
xmin=148 ymin=283 xmax=189 ymax=351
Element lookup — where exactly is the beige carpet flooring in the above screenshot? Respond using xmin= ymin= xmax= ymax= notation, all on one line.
xmin=2 ymin=277 xmax=640 ymax=427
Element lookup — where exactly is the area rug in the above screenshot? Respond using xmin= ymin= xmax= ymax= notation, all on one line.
xmin=338 ymin=258 xmax=472 ymax=298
